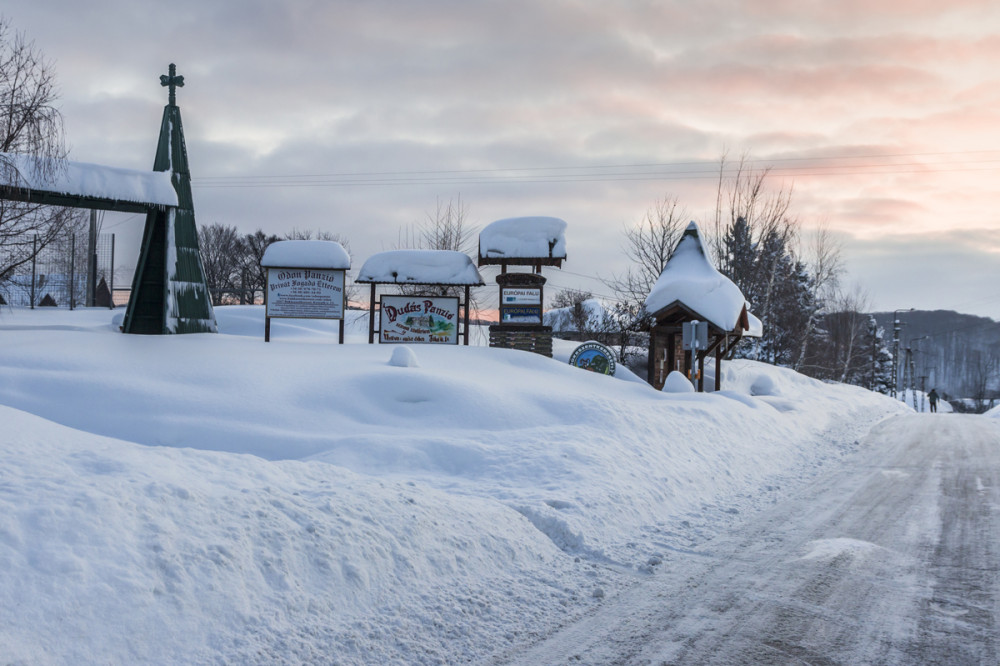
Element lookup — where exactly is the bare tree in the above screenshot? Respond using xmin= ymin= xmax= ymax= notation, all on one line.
xmin=967 ymin=350 xmax=999 ymax=412
xmin=199 ymin=223 xmax=244 ymax=305
xmin=823 ymin=285 xmax=871 ymax=383
xmin=241 ymin=229 xmax=280 ymax=303
xmin=605 ymin=195 xmax=686 ymax=307
xmin=710 ymin=152 xmax=813 ymax=363
xmin=0 ymin=19 xmax=80 ymax=294
xmin=282 ymin=228 xmax=358 ymax=304
xmin=599 ymin=195 xmax=686 ymax=367
xmin=548 ymin=288 xmax=596 ymax=337
xmin=793 ymin=223 xmax=844 ymax=370
xmin=397 ymin=194 xmax=478 ymax=300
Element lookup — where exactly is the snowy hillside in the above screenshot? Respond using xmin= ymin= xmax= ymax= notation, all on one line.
xmin=0 ymin=305 xmax=909 ymax=664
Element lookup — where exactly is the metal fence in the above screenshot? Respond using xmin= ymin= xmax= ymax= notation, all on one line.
xmin=0 ymin=233 xmax=116 ymax=308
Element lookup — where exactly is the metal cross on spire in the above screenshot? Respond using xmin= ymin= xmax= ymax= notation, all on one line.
xmin=159 ymin=63 xmax=185 ymax=106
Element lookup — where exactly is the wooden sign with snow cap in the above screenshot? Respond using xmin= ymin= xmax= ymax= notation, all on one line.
xmin=380 ymin=296 xmax=460 ymax=344
xmin=497 ymin=273 xmax=544 ymax=325
xmin=478 ymin=216 xmax=568 ymax=358
xmin=260 ymin=240 xmax=351 ymax=343
xmin=356 ymin=250 xmax=485 ymax=345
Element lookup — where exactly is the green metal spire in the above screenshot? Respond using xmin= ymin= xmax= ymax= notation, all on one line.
xmin=122 ymin=64 xmax=217 ymax=334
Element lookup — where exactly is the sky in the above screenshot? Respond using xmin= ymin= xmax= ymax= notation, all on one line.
xmin=5 ymin=0 xmax=1000 ymax=317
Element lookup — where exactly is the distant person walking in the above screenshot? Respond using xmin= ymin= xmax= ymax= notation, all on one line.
xmin=928 ymin=388 xmax=939 ymax=413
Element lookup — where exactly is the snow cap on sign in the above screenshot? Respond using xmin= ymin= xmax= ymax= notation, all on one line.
xmin=479 ymin=216 xmax=567 ymax=260
xmin=356 ymin=250 xmax=484 ymax=285
xmin=644 ymin=221 xmax=748 ymax=332
xmin=261 ymin=240 xmax=351 ymax=269
xmin=0 ymin=152 xmax=178 ymax=207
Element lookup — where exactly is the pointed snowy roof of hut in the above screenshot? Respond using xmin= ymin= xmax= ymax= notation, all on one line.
xmin=644 ymin=221 xmax=749 ymax=332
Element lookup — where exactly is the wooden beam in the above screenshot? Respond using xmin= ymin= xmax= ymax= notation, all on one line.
xmin=0 ymin=184 xmax=164 ymax=214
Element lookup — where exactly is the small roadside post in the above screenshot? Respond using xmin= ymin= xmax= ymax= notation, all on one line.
xmin=682 ymin=319 xmax=709 ymax=390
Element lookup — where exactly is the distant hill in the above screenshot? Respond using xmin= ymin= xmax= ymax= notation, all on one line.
xmin=871 ymin=310 xmax=1000 ymax=400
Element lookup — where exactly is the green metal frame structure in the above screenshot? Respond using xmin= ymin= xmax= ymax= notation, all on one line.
xmin=0 ymin=64 xmax=216 ymax=334
xmin=121 ymin=64 xmax=216 ymax=334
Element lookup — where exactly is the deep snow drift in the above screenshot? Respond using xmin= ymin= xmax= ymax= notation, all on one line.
xmin=0 ymin=305 xmax=910 ymax=664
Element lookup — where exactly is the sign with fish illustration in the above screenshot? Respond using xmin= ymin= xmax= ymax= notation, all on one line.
xmin=380 ymin=296 xmax=459 ymax=344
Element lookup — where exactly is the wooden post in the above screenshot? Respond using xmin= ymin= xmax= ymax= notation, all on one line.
xmin=339 ymin=318 xmax=345 ymax=344
xmin=265 ymin=316 xmax=271 ymax=342
xmin=463 ymin=285 xmax=471 ymax=345
xmin=697 ymin=351 xmax=705 ymax=392
xmin=368 ymin=283 xmax=377 ymax=344
xmin=715 ymin=344 xmax=722 ymax=391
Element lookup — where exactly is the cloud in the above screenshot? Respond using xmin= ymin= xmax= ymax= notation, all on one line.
xmin=4 ymin=0 xmax=1000 ymax=318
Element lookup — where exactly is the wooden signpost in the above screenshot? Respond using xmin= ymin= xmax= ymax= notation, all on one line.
xmin=260 ymin=240 xmax=351 ymax=343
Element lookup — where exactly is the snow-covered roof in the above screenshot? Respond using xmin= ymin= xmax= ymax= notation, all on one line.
xmin=479 ymin=216 xmax=567 ymax=261
xmin=356 ymin=250 xmax=484 ymax=285
xmin=260 ymin=240 xmax=351 ymax=269
xmin=644 ymin=221 xmax=749 ymax=333
xmin=0 ymin=152 xmax=178 ymax=207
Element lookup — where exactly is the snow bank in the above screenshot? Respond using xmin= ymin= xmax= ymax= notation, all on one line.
xmin=356 ymin=249 xmax=484 ymax=285
xmin=0 ymin=306 xmax=907 ymax=664
xmin=261 ymin=240 xmax=351 ymax=269
xmin=479 ymin=216 xmax=567 ymax=260
xmin=644 ymin=221 xmax=749 ymax=333
xmin=544 ymin=298 xmax=606 ymax=331
xmin=0 ymin=152 xmax=177 ymax=207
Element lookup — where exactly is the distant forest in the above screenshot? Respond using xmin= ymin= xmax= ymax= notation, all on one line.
xmin=870 ymin=310 xmax=1000 ymax=404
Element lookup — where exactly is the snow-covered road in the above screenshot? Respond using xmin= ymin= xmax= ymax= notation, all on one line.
xmin=506 ymin=414 xmax=1000 ymax=665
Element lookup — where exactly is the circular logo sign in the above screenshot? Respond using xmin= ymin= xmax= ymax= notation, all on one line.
xmin=568 ymin=341 xmax=617 ymax=376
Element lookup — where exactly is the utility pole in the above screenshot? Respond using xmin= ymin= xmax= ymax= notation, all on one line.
xmin=891 ymin=309 xmax=914 ymax=400
xmin=919 ymin=375 xmax=928 ymax=412
xmin=86 ymin=209 xmax=97 ymax=307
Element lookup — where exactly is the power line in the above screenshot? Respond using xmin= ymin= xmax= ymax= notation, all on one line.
xmin=191 ymin=150 xmax=1000 ymax=190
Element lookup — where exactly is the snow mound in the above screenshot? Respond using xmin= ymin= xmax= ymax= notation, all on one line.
xmin=749 ymin=374 xmax=779 ymax=396
xmin=261 ymin=240 xmax=351 ymax=269
xmin=796 ymin=538 xmax=885 ymax=562
xmin=388 ymin=345 xmax=420 ymax=368
xmin=0 ymin=306 xmax=911 ymax=664
xmin=544 ymin=298 xmax=605 ymax=331
xmin=357 ymin=249 xmax=484 ymax=285
xmin=479 ymin=216 xmax=567 ymax=260
xmin=662 ymin=370 xmax=695 ymax=393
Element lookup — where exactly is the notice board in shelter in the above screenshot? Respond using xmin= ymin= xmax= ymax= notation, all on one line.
xmin=266 ymin=268 xmax=345 ymax=319
xmin=379 ymin=295 xmax=459 ymax=344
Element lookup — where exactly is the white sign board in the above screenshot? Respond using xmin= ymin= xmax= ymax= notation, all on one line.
xmin=380 ymin=296 xmax=459 ymax=344
xmin=501 ymin=287 xmax=541 ymax=305
xmin=266 ymin=267 xmax=345 ymax=319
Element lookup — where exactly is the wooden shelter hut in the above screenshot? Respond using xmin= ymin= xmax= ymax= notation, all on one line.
xmin=644 ymin=222 xmax=761 ymax=391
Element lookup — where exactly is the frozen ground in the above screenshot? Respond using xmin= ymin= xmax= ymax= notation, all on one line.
xmin=509 ymin=414 xmax=1000 ymax=665
xmin=0 ymin=305 xmax=911 ymax=664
